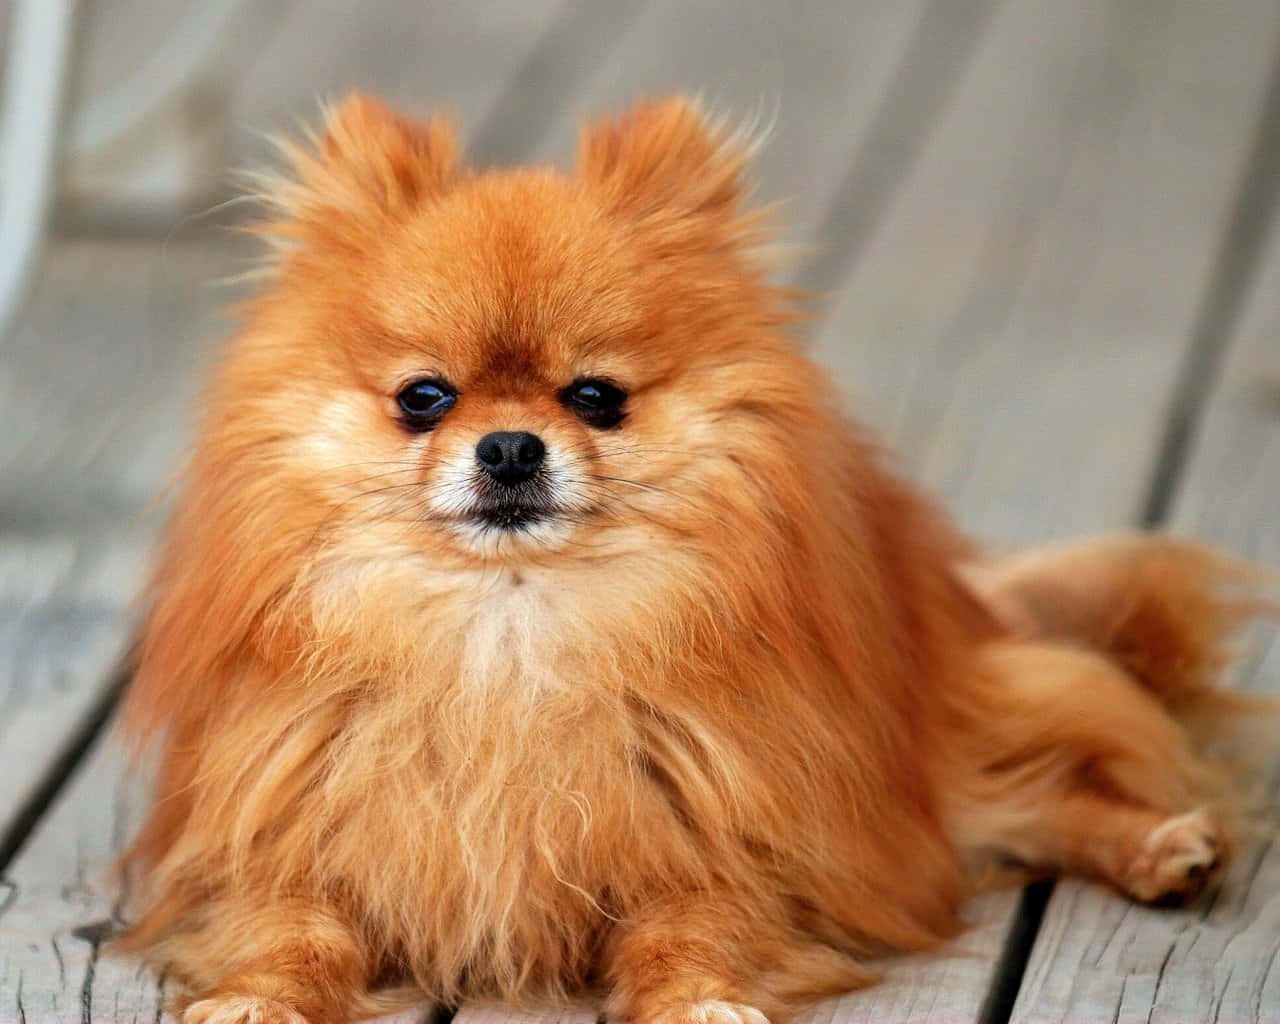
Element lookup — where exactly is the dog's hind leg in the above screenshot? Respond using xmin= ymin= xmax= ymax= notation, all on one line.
xmin=945 ymin=642 xmax=1234 ymax=905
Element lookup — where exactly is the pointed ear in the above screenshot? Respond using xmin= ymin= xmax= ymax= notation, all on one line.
xmin=576 ymin=97 xmax=752 ymax=224
xmin=261 ymin=93 xmax=459 ymax=232
xmin=320 ymin=93 xmax=458 ymax=206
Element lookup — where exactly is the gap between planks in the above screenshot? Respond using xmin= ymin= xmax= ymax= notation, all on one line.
xmin=985 ymin=14 xmax=1280 ymax=1024
xmin=0 ymin=664 xmax=128 ymax=872
xmin=1139 ymin=30 xmax=1280 ymax=527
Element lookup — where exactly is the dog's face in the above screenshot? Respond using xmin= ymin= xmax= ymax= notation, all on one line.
xmin=235 ymin=96 xmax=809 ymax=567
xmin=302 ymin=172 xmax=692 ymax=558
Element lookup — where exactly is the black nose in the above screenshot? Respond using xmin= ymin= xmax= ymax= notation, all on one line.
xmin=475 ymin=431 xmax=546 ymax=486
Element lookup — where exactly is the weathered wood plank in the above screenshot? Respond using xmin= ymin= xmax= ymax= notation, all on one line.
xmin=0 ymin=740 xmax=151 ymax=1022
xmin=62 ymin=0 xmax=579 ymax=217
xmin=527 ymin=0 xmax=946 ymax=278
xmin=0 ymin=237 xmax=245 ymax=842
xmin=455 ymin=1008 xmax=596 ymax=1024
xmin=817 ymin=0 xmax=1280 ymax=542
xmin=806 ymin=1 xmax=1280 ymax=1020
xmin=226 ymin=0 xmax=573 ymax=142
xmin=1008 ymin=207 xmax=1280 ymax=1024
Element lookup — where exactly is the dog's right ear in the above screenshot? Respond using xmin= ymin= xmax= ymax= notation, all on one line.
xmin=319 ymin=93 xmax=459 ymax=210
xmin=256 ymin=93 xmax=460 ymax=242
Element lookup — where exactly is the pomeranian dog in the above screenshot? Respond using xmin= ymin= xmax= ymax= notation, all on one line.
xmin=119 ymin=95 xmax=1269 ymax=1024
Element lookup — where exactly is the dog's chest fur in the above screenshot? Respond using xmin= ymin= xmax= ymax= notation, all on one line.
xmin=310 ymin=566 xmax=701 ymax=995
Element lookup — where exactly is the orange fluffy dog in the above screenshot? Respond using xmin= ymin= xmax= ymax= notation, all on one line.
xmin=119 ymin=95 xmax=1268 ymax=1024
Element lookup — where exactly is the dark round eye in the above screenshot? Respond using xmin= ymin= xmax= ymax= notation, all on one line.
xmin=396 ymin=377 xmax=457 ymax=430
xmin=561 ymin=378 xmax=627 ymax=428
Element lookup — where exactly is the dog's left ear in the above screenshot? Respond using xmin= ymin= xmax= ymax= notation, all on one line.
xmin=576 ymin=98 xmax=753 ymax=232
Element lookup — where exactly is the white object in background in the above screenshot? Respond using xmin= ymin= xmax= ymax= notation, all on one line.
xmin=0 ymin=0 xmax=78 ymax=342
xmin=59 ymin=0 xmax=270 ymax=226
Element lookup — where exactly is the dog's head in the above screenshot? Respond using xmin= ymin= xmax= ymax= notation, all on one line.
xmin=128 ymin=93 xmax=860 ymax=732
xmin=220 ymin=95 xmax=819 ymax=567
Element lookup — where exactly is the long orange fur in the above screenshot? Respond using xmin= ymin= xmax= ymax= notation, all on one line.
xmin=117 ymin=95 xmax=1270 ymax=1024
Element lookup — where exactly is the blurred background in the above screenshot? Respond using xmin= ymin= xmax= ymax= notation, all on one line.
xmin=1 ymin=3 xmax=1280 ymax=1022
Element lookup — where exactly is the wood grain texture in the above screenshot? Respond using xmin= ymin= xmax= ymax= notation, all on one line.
xmin=0 ymin=734 xmax=154 ymax=1023
xmin=526 ymin=0 xmax=940 ymax=277
xmin=814 ymin=0 xmax=1280 ymax=544
xmin=1009 ymin=210 xmax=1280 ymax=1024
xmin=61 ymin=0 xmax=581 ymax=217
xmin=806 ymin=2 xmax=1280 ymax=1020
xmin=454 ymin=1007 xmax=596 ymax=1024
xmin=2 ymin=3 xmax=1279 ymax=1023
xmin=0 ymin=237 xmax=247 ymax=839
xmin=225 ymin=0 xmax=574 ymax=145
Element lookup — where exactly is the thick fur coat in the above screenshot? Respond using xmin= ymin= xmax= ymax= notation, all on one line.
xmin=118 ymin=96 xmax=1268 ymax=1024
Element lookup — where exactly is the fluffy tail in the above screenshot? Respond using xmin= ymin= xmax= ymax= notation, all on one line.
xmin=964 ymin=533 xmax=1277 ymax=718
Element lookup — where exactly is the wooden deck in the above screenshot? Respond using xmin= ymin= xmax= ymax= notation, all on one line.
xmin=2 ymin=2 xmax=1279 ymax=1022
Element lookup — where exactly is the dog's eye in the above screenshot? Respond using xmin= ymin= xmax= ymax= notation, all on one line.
xmin=561 ymin=378 xmax=627 ymax=428
xmin=396 ymin=378 xmax=457 ymax=430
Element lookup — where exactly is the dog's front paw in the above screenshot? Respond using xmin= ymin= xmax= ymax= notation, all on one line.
xmin=1124 ymin=808 xmax=1226 ymax=905
xmin=647 ymin=1000 xmax=771 ymax=1024
xmin=183 ymin=995 xmax=310 ymax=1024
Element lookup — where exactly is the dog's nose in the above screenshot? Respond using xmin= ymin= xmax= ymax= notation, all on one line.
xmin=475 ymin=431 xmax=546 ymax=486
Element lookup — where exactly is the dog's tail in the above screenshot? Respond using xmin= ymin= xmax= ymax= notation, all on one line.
xmin=964 ymin=533 xmax=1277 ymax=719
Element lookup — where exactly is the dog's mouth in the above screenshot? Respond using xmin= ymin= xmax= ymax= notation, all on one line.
xmin=468 ymin=503 xmax=554 ymax=531
xmin=464 ymin=480 xmax=562 ymax=533
xmin=444 ymin=470 xmax=581 ymax=541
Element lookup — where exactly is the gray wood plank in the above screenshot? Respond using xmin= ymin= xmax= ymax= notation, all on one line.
xmin=815 ymin=0 xmax=1280 ymax=543
xmin=1008 ymin=205 xmax=1280 ymax=1024
xmin=455 ymin=1007 xmax=596 ymax=1024
xmin=0 ymin=738 xmax=155 ymax=1022
xmin=525 ymin=0 xmax=940 ymax=278
xmin=807 ymin=1 xmax=1280 ymax=1021
xmin=225 ymin=0 xmax=571 ymax=144
xmin=3 ymin=3 xmax=1278 ymax=1023
xmin=0 ymin=236 xmax=246 ymax=840
xmin=61 ymin=0 xmax=576 ymax=218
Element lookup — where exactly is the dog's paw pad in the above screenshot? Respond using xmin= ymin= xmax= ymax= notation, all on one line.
xmin=183 ymin=995 xmax=309 ymax=1024
xmin=650 ymin=1001 xmax=770 ymax=1024
xmin=1125 ymin=808 xmax=1226 ymax=905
